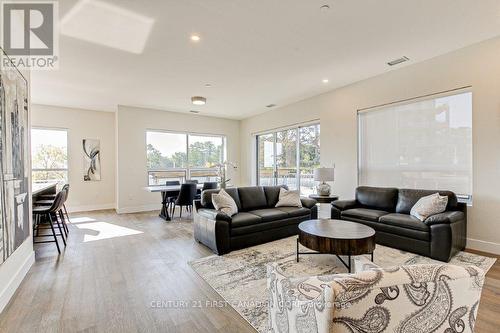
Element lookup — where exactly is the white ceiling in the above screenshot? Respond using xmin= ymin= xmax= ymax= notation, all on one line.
xmin=31 ymin=0 xmax=500 ymax=119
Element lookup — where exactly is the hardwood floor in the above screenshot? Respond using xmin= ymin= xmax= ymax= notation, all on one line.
xmin=0 ymin=210 xmax=255 ymax=333
xmin=0 ymin=209 xmax=499 ymax=333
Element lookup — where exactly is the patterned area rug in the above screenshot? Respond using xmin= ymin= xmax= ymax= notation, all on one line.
xmin=189 ymin=236 xmax=496 ymax=333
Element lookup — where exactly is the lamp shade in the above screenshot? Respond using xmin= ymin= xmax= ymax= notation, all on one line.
xmin=314 ymin=167 xmax=335 ymax=182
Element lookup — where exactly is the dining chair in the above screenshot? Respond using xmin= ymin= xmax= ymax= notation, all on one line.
xmin=195 ymin=182 xmax=218 ymax=200
xmin=172 ymin=183 xmax=197 ymax=218
xmin=165 ymin=180 xmax=181 ymax=212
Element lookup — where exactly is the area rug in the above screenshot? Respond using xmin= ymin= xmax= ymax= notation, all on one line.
xmin=189 ymin=236 xmax=496 ymax=333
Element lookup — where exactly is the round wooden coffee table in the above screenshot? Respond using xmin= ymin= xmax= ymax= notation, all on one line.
xmin=297 ymin=219 xmax=376 ymax=272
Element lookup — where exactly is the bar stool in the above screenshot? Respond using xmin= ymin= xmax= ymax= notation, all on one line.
xmin=35 ymin=186 xmax=69 ymax=236
xmin=38 ymin=184 xmax=71 ymax=223
xmin=33 ymin=190 xmax=67 ymax=253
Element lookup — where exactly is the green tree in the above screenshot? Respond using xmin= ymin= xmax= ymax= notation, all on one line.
xmin=32 ymin=144 xmax=67 ymax=182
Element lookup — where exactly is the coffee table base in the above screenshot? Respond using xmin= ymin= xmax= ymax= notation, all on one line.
xmin=296 ymin=238 xmax=374 ymax=273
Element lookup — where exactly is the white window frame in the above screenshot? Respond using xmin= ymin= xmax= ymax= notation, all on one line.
xmin=255 ymin=121 xmax=320 ymax=193
xmin=146 ymin=129 xmax=226 ymax=186
xmin=31 ymin=127 xmax=69 ymax=184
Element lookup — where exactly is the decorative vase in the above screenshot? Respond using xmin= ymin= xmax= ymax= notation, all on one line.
xmin=317 ymin=182 xmax=331 ymax=196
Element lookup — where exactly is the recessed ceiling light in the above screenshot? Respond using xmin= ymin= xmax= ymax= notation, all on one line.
xmin=191 ymin=96 xmax=206 ymax=105
xmin=189 ymin=110 xmax=200 ymax=114
xmin=190 ymin=34 xmax=201 ymax=42
xmin=322 ymin=78 xmax=329 ymax=84
xmin=320 ymin=4 xmax=330 ymax=11
xmin=266 ymin=104 xmax=276 ymax=108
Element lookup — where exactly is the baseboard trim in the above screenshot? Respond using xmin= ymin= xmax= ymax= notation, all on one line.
xmin=0 ymin=250 xmax=35 ymax=313
xmin=467 ymin=238 xmax=500 ymax=255
xmin=67 ymin=203 xmax=115 ymax=213
xmin=116 ymin=204 xmax=159 ymax=214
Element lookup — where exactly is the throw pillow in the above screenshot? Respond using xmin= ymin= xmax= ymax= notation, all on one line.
xmin=275 ymin=187 xmax=302 ymax=208
xmin=212 ymin=189 xmax=238 ymax=216
xmin=410 ymin=193 xmax=448 ymax=221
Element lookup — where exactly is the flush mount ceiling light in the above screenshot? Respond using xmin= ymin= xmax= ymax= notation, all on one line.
xmin=322 ymin=78 xmax=329 ymax=83
xmin=191 ymin=96 xmax=206 ymax=105
xmin=204 ymin=83 xmax=212 ymax=88
xmin=266 ymin=104 xmax=276 ymax=108
xmin=320 ymin=4 xmax=330 ymax=11
xmin=190 ymin=34 xmax=201 ymax=42
xmin=189 ymin=110 xmax=200 ymax=114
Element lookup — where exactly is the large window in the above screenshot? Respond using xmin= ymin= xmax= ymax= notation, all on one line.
xmin=257 ymin=123 xmax=320 ymax=195
xmin=358 ymin=91 xmax=472 ymax=200
xmin=31 ymin=128 xmax=68 ymax=184
xmin=146 ymin=131 xmax=226 ymax=186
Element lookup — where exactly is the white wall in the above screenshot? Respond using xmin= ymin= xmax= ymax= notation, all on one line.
xmin=31 ymin=105 xmax=116 ymax=212
xmin=116 ymin=105 xmax=240 ymax=213
xmin=240 ymin=36 xmax=500 ymax=254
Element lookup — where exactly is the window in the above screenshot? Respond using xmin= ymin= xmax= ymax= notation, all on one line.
xmin=146 ymin=131 xmax=225 ymax=186
xmin=358 ymin=91 xmax=472 ymax=200
xmin=256 ymin=123 xmax=320 ymax=195
xmin=31 ymin=128 xmax=68 ymax=184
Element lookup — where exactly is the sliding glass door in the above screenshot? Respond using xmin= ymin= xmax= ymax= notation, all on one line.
xmin=257 ymin=124 xmax=320 ymax=194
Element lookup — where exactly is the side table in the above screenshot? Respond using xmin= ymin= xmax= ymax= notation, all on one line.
xmin=308 ymin=194 xmax=339 ymax=219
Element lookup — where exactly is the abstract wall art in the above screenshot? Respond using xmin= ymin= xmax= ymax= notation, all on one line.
xmin=83 ymin=139 xmax=101 ymax=181
xmin=0 ymin=48 xmax=30 ymax=264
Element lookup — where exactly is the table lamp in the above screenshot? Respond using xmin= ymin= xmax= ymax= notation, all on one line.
xmin=314 ymin=167 xmax=335 ymax=196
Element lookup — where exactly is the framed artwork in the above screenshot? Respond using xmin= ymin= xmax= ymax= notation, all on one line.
xmin=0 ymin=48 xmax=30 ymax=264
xmin=83 ymin=139 xmax=101 ymax=181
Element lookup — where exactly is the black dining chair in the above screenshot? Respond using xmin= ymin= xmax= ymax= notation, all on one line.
xmin=171 ymin=183 xmax=197 ymax=218
xmin=195 ymin=182 xmax=218 ymax=200
xmin=33 ymin=190 xmax=67 ymax=253
xmin=165 ymin=180 xmax=181 ymax=212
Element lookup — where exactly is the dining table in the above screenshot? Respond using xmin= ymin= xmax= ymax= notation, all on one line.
xmin=144 ymin=184 xmax=204 ymax=221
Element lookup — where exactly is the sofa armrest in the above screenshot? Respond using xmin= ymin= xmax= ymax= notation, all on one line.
xmin=301 ymin=197 xmax=317 ymax=209
xmin=332 ymin=199 xmax=357 ymax=211
xmin=351 ymin=256 xmax=380 ymax=274
xmin=424 ymin=211 xmax=464 ymax=226
xmin=196 ymin=208 xmax=232 ymax=223
xmin=267 ymin=263 xmax=334 ymax=333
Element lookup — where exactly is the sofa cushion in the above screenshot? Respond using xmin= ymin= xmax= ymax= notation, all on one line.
xmin=356 ymin=186 xmax=398 ymax=212
xmin=238 ymin=186 xmax=268 ymax=211
xmin=231 ymin=215 xmax=305 ymax=236
xmin=276 ymin=207 xmax=311 ymax=218
xmin=396 ymin=188 xmax=458 ymax=214
xmin=263 ymin=185 xmax=288 ymax=207
xmin=231 ymin=212 xmax=262 ymax=228
xmin=201 ymin=188 xmax=242 ymax=211
xmin=379 ymin=213 xmax=429 ymax=232
xmin=247 ymin=208 xmax=289 ymax=222
xmin=341 ymin=208 xmax=389 ymax=222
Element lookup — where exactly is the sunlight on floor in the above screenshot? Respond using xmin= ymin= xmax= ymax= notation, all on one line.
xmin=74 ymin=221 xmax=143 ymax=242
xmin=71 ymin=216 xmax=96 ymax=223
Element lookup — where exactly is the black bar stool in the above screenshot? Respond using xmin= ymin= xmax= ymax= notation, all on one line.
xmin=33 ymin=190 xmax=67 ymax=253
xmin=38 ymin=184 xmax=71 ymax=224
xmin=35 ymin=186 xmax=69 ymax=236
